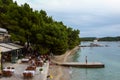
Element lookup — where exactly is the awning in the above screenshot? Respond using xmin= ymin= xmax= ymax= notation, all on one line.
xmin=0 ymin=46 xmax=12 ymax=53
xmin=0 ymin=43 xmax=18 ymax=50
xmin=0 ymin=43 xmax=23 ymax=53
xmin=7 ymin=43 xmax=23 ymax=49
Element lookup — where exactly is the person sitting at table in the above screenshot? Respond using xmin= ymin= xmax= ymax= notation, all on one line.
xmin=31 ymin=59 xmax=36 ymax=66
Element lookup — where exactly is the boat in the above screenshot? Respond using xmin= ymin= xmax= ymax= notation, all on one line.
xmin=89 ymin=39 xmax=103 ymax=47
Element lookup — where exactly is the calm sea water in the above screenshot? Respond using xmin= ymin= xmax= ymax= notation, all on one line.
xmin=71 ymin=42 xmax=120 ymax=80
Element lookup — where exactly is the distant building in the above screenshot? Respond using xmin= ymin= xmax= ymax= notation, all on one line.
xmin=0 ymin=28 xmax=11 ymax=42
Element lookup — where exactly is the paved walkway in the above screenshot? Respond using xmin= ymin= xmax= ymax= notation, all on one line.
xmin=1 ymin=59 xmax=49 ymax=80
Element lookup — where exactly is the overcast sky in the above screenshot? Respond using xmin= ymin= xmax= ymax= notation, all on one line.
xmin=13 ymin=0 xmax=120 ymax=37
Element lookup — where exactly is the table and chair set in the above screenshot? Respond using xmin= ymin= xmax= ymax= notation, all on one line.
xmin=2 ymin=66 xmax=15 ymax=77
xmin=23 ymin=66 xmax=36 ymax=78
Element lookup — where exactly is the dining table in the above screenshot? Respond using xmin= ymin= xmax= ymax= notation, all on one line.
xmin=23 ymin=70 xmax=35 ymax=76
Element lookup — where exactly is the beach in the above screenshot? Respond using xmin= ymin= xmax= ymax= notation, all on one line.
xmin=48 ymin=46 xmax=80 ymax=80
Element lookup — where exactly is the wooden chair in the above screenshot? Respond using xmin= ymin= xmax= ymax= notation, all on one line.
xmin=23 ymin=72 xmax=33 ymax=78
xmin=23 ymin=73 xmax=28 ymax=78
xmin=2 ymin=71 xmax=6 ymax=77
xmin=11 ymin=67 xmax=15 ymax=69
xmin=6 ymin=71 xmax=12 ymax=77
xmin=27 ymin=72 xmax=33 ymax=78
xmin=7 ymin=67 xmax=10 ymax=69
xmin=26 ymin=66 xmax=36 ymax=71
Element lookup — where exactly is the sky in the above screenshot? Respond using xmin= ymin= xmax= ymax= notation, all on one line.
xmin=13 ymin=0 xmax=120 ymax=37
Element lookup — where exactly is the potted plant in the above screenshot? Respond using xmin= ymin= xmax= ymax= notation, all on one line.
xmin=39 ymin=68 xmax=43 ymax=73
xmin=44 ymin=60 xmax=47 ymax=66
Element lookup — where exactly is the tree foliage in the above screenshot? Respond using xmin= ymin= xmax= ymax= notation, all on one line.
xmin=0 ymin=0 xmax=80 ymax=55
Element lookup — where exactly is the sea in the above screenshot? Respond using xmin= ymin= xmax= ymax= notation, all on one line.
xmin=70 ymin=41 xmax=120 ymax=80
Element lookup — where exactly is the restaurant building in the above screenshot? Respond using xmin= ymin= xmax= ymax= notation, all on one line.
xmin=0 ymin=28 xmax=23 ymax=73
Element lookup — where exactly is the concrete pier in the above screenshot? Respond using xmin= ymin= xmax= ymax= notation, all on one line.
xmin=59 ymin=62 xmax=105 ymax=68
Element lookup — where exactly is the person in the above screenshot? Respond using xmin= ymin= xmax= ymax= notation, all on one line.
xmin=47 ymin=74 xmax=53 ymax=80
xmin=31 ymin=59 xmax=35 ymax=66
xmin=85 ymin=56 xmax=87 ymax=64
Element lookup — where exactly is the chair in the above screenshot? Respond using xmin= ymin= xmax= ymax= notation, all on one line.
xmin=6 ymin=71 xmax=12 ymax=77
xmin=3 ymin=71 xmax=12 ymax=77
xmin=23 ymin=72 xmax=33 ymax=78
xmin=23 ymin=73 xmax=28 ymax=78
xmin=2 ymin=71 xmax=7 ymax=77
xmin=27 ymin=72 xmax=33 ymax=78
xmin=11 ymin=67 xmax=15 ymax=69
xmin=7 ymin=67 xmax=10 ymax=69
xmin=26 ymin=66 xmax=36 ymax=71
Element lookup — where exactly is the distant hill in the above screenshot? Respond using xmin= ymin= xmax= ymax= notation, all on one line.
xmin=81 ymin=36 xmax=120 ymax=41
xmin=80 ymin=37 xmax=96 ymax=41
xmin=99 ymin=36 xmax=120 ymax=41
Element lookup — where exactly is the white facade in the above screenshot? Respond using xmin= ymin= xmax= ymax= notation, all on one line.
xmin=0 ymin=28 xmax=10 ymax=42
